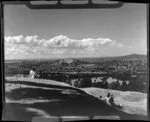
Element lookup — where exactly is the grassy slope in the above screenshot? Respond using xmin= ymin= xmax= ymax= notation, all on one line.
xmin=3 ymin=77 xmax=148 ymax=121
xmin=5 ymin=77 xmax=71 ymax=87
xmin=82 ymin=87 xmax=147 ymax=116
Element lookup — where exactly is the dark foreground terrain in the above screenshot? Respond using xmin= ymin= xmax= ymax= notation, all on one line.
xmin=2 ymin=77 xmax=148 ymax=121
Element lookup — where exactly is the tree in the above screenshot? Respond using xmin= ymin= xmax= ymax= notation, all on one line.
xmin=115 ymin=80 xmax=121 ymax=90
xmin=110 ymin=81 xmax=120 ymax=90
xmin=80 ymin=78 xmax=92 ymax=88
xmin=100 ymin=81 xmax=108 ymax=89
xmin=121 ymin=81 xmax=127 ymax=91
xmin=103 ymin=81 xmax=108 ymax=89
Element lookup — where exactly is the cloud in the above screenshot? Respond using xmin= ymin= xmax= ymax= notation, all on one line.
xmin=5 ymin=35 xmax=124 ymax=57
xmin=42 ymin=35 xmax=115 ymax=49
xmin=5 ymin=35 xmax=24 ymax=43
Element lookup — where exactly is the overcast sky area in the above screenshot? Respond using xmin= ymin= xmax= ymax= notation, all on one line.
xmin=4 ymin=2 xmax=147 ymax=60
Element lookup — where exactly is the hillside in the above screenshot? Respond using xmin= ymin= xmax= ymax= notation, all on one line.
xmin=111 ymin=54 xmax=147 ymax=60
xmin=78 ymin=54 xmax=147 ymax=63
xmin=82 ymin=87 xmax=147 ymax=116
xmin=5 ymin=77 xmax=71 ymax=87
xmin=3 ymin=77 xmax=147 ymax=121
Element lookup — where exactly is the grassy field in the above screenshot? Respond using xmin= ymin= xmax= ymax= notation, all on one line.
xmin=3 ymin=77 xmax=148 ymax=121
xmin=82 ymin=87 xmax=147 ymax=116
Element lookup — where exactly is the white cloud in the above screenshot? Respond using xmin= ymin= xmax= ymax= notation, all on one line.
xmin=5 ymin=35 xmax=23 ymax=43
xmin=4 ymin=35 xmax=124 ymax=58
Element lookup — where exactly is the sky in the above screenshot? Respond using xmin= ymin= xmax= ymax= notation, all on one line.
xmin=4 ymin=2 xmax=147 ymax=59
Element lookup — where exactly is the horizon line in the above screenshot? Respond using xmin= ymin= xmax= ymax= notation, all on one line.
xmin=5 ymin=53 xmax=147 ymax=60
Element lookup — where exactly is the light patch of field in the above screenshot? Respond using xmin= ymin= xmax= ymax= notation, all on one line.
xmin=82 ymin=87 xmax=147 ymax=116
xmin=59 ymin=72 xmax=107 ymax=74
xmin=5 ymin=77 xmax=70 ymax=87
xmin=6 ymin=97 xmax=63 ymax=104
xmin=82 ymin=64 xmax=95 ymax=67
xmin=5 ymin=83 xmax=65 ymax=92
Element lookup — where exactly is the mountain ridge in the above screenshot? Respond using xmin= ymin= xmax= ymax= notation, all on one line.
xmin=77 ymin=53 xmax=147 ymax=63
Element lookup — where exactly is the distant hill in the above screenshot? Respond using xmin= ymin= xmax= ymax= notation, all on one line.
xmin=113 ymin=54 xmax=147 ymax=60
xmin=78 ymin=54 xmax=147 ymax=63
xmin=5 ymin=54 xmax=147 ymax=64
xmin=48 ymin=54 xmax=147 ymax=65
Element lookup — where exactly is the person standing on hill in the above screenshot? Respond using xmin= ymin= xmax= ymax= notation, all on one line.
xmin=109 ymin=94 xmax=115 ymax=106
xmin=104 ymin=92 xmax=111 ymax=105
xmin=107 ymin=92 xmax=111 ymax=98
xmin=29 ymin=68 xmax=36 ymax=79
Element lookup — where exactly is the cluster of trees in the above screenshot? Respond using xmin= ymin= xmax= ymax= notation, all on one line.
xmin=5 ymin=58 xmax=147 ymax=75
xmin=66 ymin=78 xmax=92 ymax=88
xmin=96 ymin=59 xmax=147 ymax=74
xmin=65 ymin=76 xmax=147 ymax=93
xmin=85 ymin=79 xmax=129 ymax=91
